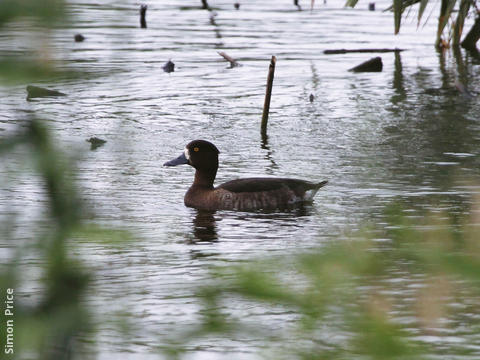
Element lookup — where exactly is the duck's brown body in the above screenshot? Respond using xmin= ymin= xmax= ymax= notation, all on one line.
xmin=185 ymin=178 xmax=327 ymax=211
xmin=164 ymin=140 xmax=327 ymax=212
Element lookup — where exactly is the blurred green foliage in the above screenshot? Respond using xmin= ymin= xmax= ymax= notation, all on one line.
xmin=0 ymin=119 xmax=92 ymax=360
xmin=168 ymin=203 xmax=480 ymax=359
xmin=0 ymin=1 xmax=129 ymax=359
xmin=0 ymin=0 xmax=73 ymax=83
xmin=346 ymin=0 xmax=480 ymax=49
xmin=2 ymin=2 xmax=480 ymax=360
xmin=0 ymin=0 xmax=66 ymax=27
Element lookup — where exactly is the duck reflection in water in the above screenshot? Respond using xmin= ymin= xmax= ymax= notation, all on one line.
xmin=189 ymin=209 xmax=218 ymax=243
xmin=188 ymin=204 xmax=314 ymax=244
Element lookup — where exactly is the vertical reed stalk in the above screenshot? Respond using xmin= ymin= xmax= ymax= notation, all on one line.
xmin=261 ymin=56 xmax=276 ymax=137
xmin=140 ymin=4 xmax=147 ymax=28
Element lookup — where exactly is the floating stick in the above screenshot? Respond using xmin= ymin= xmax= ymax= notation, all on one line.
xmin=140 ymin=4 xmax=147 ymax=28
xmin=324 ymin=48 xmax=403 ymax=54
xmin=218 ymin=52 xmax=239 ymax=67
xmin=261 ymin=56 xmax=276 ymax=137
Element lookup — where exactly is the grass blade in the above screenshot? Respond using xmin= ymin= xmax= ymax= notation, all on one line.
xmin=345 ymin=0 xmax=359 ymax=8
xmin=417 ymin=0 xmax=429 ymax=27
xmin=393 ymin=0 xmax=403 ymax=34
xmin=437 ymin=0 xmax=457 ymax=46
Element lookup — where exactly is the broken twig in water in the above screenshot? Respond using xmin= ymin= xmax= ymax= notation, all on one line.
xmin=218 ymin=52 xmax=239 ymax=67
xmin=261 ymin=56 xmax=276 ymax=137
xmin=201 ymin=0 xmax=210 ymax=10
xmin=140 ymin=4 xmax=147 ymax=28
xmin=324 ymin=48 xmax=404 ymax=54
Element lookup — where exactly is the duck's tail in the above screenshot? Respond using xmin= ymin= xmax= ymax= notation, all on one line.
xmin=303 ymin=180 xmax=328 ymax=201
xmin=315 ymin=180 xmax=328 ymax=189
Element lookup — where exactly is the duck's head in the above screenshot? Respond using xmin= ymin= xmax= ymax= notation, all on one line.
xmin=164 ymin=140 xmax=220 ymax=171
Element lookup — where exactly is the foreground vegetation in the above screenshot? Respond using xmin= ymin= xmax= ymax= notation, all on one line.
xmin=165 ymin=202 xmax=480 ymax=359
xmin=347 ymin=0 xmax=480 ymax=51
xmin=1 ymin=1 xmax=480 ymax=359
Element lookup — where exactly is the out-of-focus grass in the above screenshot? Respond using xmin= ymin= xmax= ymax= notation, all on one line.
xmin=2 ymin=2 xmax=480 ymax=359
xmin=0 ymin=0 xmax=66 ymax=26
xmin=0 ymin=59 xmax=67 ymax=84
xmin=0 ymin=2 xmax=131 ymax=358
xmin=0 ymin=119 xmax=135 ymax=359
xmin=0 ymin=0 xmax=81 ymax=83
xmin=167 ymin=202 xmax=480 ymax=359
xmin=0 ymin=119 xmax=91 ymax=360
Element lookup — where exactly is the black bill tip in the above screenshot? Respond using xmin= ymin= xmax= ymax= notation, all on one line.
xmin=163 ymin=152 xmax=189 ymax=167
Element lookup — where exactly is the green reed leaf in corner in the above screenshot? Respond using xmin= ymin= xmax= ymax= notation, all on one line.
xmin=0 ymin=0 xmax=67 ymax=27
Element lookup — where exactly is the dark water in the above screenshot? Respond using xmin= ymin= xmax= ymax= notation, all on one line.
xmin=1 ymin=0 xmax=480 ymax=359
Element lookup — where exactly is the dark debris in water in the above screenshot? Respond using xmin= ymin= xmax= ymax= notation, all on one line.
xmin=294 ymin=0 xmax=302 ymax=11
xmin=140 ymin=4 xmax=147 ymax=29
xmin=162 ymin=60 xmax=175 ymax=73
xmin=26 ymin=85 xmax=66 ymax=100
xmin=74 ymin=34 xmax=85 ymax=42
xmin=87 ymin=137 xmax=107 ymax=150
xmin=218 ymin=52 xmax=239 ymax=68
xmin=348 ymin=56 xmax=383 ymax=72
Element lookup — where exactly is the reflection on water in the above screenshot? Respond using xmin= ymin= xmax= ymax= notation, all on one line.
xmin=189 ymin=204 xmax=314 ymax=244
xmin=189 ymin=209 xmax=218 ymax=243
xmin=391 ymin=51 xmax=406 ymax=103
xmin=260 ymin=134 xmax=279 ymax=175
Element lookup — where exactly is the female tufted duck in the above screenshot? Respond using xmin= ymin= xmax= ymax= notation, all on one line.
xmin=164 ymin=140 xmax=327 ymax=211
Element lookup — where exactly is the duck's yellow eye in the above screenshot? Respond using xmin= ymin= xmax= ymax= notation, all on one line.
xmin=193 ymin=147 xmax=199 ymax=152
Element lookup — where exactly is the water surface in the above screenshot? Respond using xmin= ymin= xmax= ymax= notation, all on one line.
xmin=1 ymin=0 xmax=480 ymax=358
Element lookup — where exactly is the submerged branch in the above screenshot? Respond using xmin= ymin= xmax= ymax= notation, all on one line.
xmin=324 ymin=48 xmax=404 ymax=54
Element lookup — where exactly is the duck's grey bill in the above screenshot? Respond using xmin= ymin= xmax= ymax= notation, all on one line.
xmin=163 ymin=152 xmax=189 ymax=166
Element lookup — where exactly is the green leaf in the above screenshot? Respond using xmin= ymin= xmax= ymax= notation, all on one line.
xmin=437 ymin=0 xmax=457 ymax=43
xmin=393 ymin=0 xmax=403 ymax=34
xmin=345 ymin=0 xmax=359 ymax=8
xmin=417 ymin=0 xmax=429 ymax=27
xmin=452 ymin=0 xmax=470 ymax=46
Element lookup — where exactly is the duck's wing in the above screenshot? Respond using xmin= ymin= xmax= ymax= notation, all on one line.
xmin=217 ymin=177 xmax=327 ymax=194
